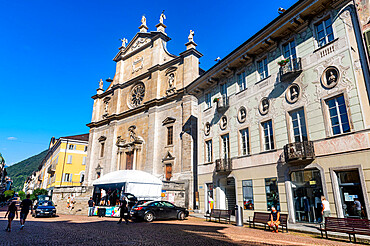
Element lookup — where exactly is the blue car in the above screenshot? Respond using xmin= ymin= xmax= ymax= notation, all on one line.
xmin=34 ymin=201 xmax=57 ymax=218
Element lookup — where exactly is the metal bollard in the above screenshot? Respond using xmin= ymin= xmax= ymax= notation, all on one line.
xmin=235 ymin=205 xmax=243 ymax=226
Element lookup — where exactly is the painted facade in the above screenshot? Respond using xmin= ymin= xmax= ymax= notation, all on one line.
xmin=187 ymin=0 xmax=370 ymax=223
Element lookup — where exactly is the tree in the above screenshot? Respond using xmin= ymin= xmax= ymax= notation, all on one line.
xmin=18 ymin=191 xmax=26 ymax=200
xmin=4 ymin=190 xmax=15 ymax=199
xmin=33 ymin=188 xmax=48 ymax=197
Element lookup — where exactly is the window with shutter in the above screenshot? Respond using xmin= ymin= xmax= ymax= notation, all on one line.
xmin=67 ymin=155 xmax=72 ymax=164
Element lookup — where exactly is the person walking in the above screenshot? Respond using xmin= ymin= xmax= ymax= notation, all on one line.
xmin=117 ymin=198 xmax=129 ymax=224
xmin=321 ymin=196 xmax=331 ymax=225
xmin=267 ymin=206 xmax=280 ymax=233
xmin=88 ymin=197 xmax=95 ymax=216
xmin=19 ymin=194 xmax=33 ymax=230
xmin=4 ymin=201 xmax=18 ymax=232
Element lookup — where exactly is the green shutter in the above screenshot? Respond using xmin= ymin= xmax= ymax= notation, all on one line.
xmin=365 ymin=30 xmax=370 ymax=58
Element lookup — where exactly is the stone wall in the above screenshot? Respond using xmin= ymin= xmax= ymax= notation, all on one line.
xmin=52 ymin=186 xmax=93 ymax=216
xmin=161 ymin=181 xmax=186 ymax=208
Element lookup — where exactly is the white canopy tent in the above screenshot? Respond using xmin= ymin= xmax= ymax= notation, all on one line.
xmin=92 ymin=170 xmax=162 ymax=200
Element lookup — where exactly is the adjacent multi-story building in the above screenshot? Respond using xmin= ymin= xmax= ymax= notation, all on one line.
xmin=187 ymin=0 xmax=370 ymax=223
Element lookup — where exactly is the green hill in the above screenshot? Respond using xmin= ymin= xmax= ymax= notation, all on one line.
xmin=6 ymin=150 xmax=48 ymax=191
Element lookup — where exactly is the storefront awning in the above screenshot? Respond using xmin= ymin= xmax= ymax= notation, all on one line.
xmin=92 ymin=170 xmax=162 ymax=186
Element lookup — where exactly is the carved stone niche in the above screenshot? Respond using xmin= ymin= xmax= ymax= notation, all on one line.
xmin=286 ymin=83 xmax=301 ymax=104
xmin=219 ymin=115 xmax=228 ymax=130
xmin=259 ymin=97 xmax=270 ymax=115
xmin=204 ymin=122 xmax=211 ymax=136
xmin=321 ymin=66 xmax=340 ymax=89
xmin=165 ymin=67 xmax=177 ymax=96
xmin=237 ymin=106 xmax=247 ymax=123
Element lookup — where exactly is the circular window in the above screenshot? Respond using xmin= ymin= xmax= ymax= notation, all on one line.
xmin=130 ymin=83 xmax=145 ymax=107
xmin=237 ymin=106 xmax=247 ymax=123
xmin=220 ymin=115 xmax=227 ymax=130
xmin=259 ymin=97 xmax=269 ymax=115
xmin=204 ymin=122 xmax=211 ymax=136
xmin=321 ymin=66 xmax=340 ymax=89
xmin=286 ymin=83 xmax=300 ymax=104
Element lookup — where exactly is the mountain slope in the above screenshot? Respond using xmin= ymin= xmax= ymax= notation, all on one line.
xmin=6 ymin=150 xmax=48 ymax=190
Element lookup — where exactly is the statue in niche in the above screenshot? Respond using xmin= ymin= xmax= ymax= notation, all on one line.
xmin=141 ymin=15 xmax=146 ymax=26
xmin=205 ymin=122 xmax=210 ymax=135
xmin=221 ymin=116 xmax=227 ymax=129
xmin=116 ymin=136 xmax=125 ymax=145
xmin=120 ymin=38 xmax=128 ymax=48
xmin=291 ymin=86 xmax=298 ymax=100
xmin=327 ymin=71 xmax=337 ymax=85
xmin=262 ymin=99 xmax=269 ymax=111
xmin=239 ymin=107 xmax=246 ymax=122
xmin=188 ymin=30 xmax=194 ymax=42
xmin=159 ymin=11 xmax=166 ymax=24
xmin=104 ymin=101 xmax=109 ymax=114
xmin=99 ymin=79 xmax=103 ymax=89
xmin=168 ymin=73 xmax=175 ymax=88
xmin=128 ymin=125 xmax=137 ymax=142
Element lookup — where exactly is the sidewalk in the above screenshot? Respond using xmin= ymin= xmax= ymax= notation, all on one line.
xmin=190 ymin=212 xmax=370 ymax=243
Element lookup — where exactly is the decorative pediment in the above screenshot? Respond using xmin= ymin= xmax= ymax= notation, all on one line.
xmin=162 ymin=117 xmax=176 ymax=125
xmin=162 ymin=151 xmax=175 ymax=162
xmin=98 ymin=136 xmax=107 ymax=142
xmin=113 ymin=33 xmax=153 ymax=62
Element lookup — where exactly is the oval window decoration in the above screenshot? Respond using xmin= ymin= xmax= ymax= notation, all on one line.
xmin=237 ymin=106 xmax=247 ymax=123
xmin=130 ymin=82 xmax=145 ymax=107
xmin=220 ymin=115 xmax=228 ymax=130
xmin=321 ymin=66 xmax=340 ymax=89
xmin=204 ymin=122 xmax=211 ymax=136
xmin=285 ymin=83 xmax=300 ymax=104
xmin=259 ymin=97 xmax=270 ymax=115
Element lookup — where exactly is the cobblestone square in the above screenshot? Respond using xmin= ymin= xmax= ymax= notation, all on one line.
xmin=0 ymin=209 xmax=356 ymax=246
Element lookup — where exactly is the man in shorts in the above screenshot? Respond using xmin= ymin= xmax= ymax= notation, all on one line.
xmin=19 ymin=194 xmax=33 ymax=230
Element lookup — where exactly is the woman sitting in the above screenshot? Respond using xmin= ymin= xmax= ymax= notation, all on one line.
xmin=267 ymin=206 xmax=280 ymax=233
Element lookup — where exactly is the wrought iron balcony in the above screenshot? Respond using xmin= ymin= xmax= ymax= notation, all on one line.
xmin=47 ymin=164 xmax=56 ymax=174
xmin=216 ymin=95 xmax=229 ymax=112
xmin=279 ymin=58 xmax=302 ymax=81
xmin=284 ymin=141 xmax=315 ymax=164
xmin=215 ymin=158 xmax=232 ymax=173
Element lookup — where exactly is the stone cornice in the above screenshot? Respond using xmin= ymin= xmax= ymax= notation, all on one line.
xmin=87 ymin=88 xmax=186 ymax=128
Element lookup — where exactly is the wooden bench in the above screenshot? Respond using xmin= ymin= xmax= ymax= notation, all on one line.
xmin=248 ymin=212 xmax=288 ymax=233
xmin=205 ymin=209 xmax=232 ymax=224
xmin=319 ymin=217 xmax=370 ymax=242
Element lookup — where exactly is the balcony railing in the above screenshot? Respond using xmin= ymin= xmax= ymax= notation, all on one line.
xmin=216 ymin=95 xmax=229 ymax=112
xmin=215 ymin=158 xmax=232 ymax=173
xmin=284 ymin=141 xmax=315 ymax=164
xmin=279 ymin=58 xmax=302 ymax=81
xmin=47 ymin=164 xmax=56 ymax=174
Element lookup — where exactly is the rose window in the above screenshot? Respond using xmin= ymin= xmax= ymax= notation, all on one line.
xmin=130 ymin=83 xmax=145 ymax=107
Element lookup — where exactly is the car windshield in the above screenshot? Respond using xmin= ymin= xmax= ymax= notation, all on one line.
xmin=38 ymin=201 xmax=54 ymax=206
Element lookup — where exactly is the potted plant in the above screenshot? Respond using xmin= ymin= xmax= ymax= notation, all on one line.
xmin=213 ymin=97 xmax=220 ymax=103
xmin=277 ymin=58 xmax=290 ymax=66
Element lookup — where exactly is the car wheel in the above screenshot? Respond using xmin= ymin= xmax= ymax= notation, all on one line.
xmin=178 ymin=211 xmax=185 ymax=220
xmin=144 ymin=212 xmax=154 ymax=222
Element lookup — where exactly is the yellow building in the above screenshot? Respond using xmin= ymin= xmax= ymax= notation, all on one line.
xmin=39 ymin=134 xmax=89 ymax=195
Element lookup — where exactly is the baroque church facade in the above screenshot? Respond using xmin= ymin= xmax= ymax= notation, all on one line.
xmin=85 ymin=14 xmax=202 ymax=208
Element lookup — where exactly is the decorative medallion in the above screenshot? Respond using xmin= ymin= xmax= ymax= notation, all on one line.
xmin=285 ymin=83 xmax=300 ymax=104
xmin=321 ymin=66 xmax=340 ymax=89
xmin=220 ymin=116 xmax=227 ymax=130
xmin=259 ymin=97 xmax=270 ymax=115
xmin=237 ymin=106 xmax=247 ymax=123
xmin=131 ymin=38 xmax=150 ymax=52
xmin=130 ymin=83 xmax=145 ymax=107
xmin=204 ymin=122 xmax=211 ymax=136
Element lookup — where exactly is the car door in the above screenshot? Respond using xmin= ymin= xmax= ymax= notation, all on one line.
xmin=149 ymin=202 xmax=165 ymax=219
xmin=161 ymin=201 xmax=177 ymax=218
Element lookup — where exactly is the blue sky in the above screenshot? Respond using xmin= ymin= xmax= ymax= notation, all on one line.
xmin=0 ymin=0 xmax=298 ymax=165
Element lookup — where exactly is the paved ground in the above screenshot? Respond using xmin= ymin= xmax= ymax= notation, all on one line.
xmin=0 ymin=208 xmax=365 ymax=246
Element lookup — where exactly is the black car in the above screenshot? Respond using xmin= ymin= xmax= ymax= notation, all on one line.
xmin=33 ymin=201 xmax=56 ymax=217
xmin=130 ymin=201 xmax=189 ymax=222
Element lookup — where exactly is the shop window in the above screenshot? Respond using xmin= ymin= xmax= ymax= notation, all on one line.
xmin=237 ymin=72 xmax=247 ymax=91
xmin=257 ymin=58 xmax=268 ymax=80
xmin=67 ymin=155 xmax=72 ymax=164
xmin=262 ymin=120 xmax=274 ymax=151
xmin=326 ymin=95 xmax=350 ymax=135
xmin=206 ymin=183 xmax=214 ymax=212
xmin=289 ymin=108 xmax=308 ymax=142
xmin=315 ymin=17 xmax=334 ymax=47
xmin=100 ymin=142 xmax=105 ymax=157
xmin=240 ymin=128 xmax=250 ymax=156
xmin=205 ymin=140 xmax=212 ymax=163
xmin=242 ymin=180 xmax=254 ymax=210
xmin=265 ymin=177 xmax=280 ymax=211
xmin=291 ymin=169 xmax=323 ymax=223
xmin=167 ymin=126 xmax=173 ymax=145
xmin=205 ymin=93 xmax=211 ymax=109
xmin=165 ymin=164 xmax=172 ymax=181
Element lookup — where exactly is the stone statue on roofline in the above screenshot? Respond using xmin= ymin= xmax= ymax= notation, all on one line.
xmin=120 ymin=38 xmax=128 ymax=48
xmin=188 ymin=30 xmax=194 ymax=42
xmin=99 ymin=79 xmax=104 ymax=89
xmin=159 ymin=11 xmax=166 ymax=24
xmin=141 ymin=15 xmax=147 ymax=26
